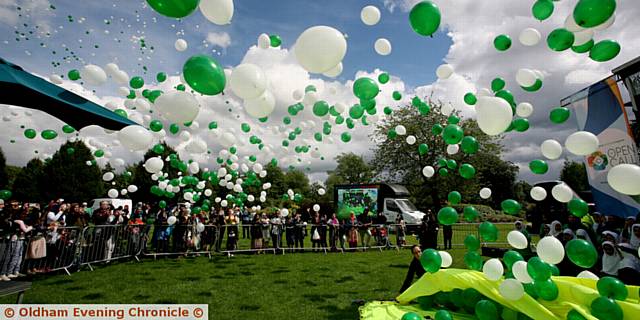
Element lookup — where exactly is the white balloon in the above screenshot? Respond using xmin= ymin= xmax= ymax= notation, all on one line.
xmin=477 ymin=88 xmax=492 ymax=97
xmin=221 ymin=200 xmax=228 ymax=207
xmin=479 ymin=187 xmax=492 ymax=199
xmin=49 ymin=74 xmax=63 ymax=84
xmin=422 ymin=166 xmax=435 ymax=178
xmin=204 ymin=189 xmax=213 ymax=197
xmin=360 ymin=5 xmax=381 ymax=26
xmin=530 ymin=186 xmax=547 ymax=201
xmin=322 ymin=62 xmax=343 ymax=77
xmin=507 ymin=231 xmax=528 ymax=249
xmin=334 ymin=102 xmax=346 ymax=114
xmin=118 ymin=125 xmax=153 ymax=151
xmin=302 ymin=91 xmax=318 ymax=106
xmin=127 ymin=185 xmax=138 ymax=193
xmin=551 ymin=183 xmax=573 ymax=203
xmin=475 ymin=96 xmax=513 ymax=136
xmin=196 ymin=223 xmax=205 ymax=233
xmin=608 ymin=164 xmax=640 ymax=195
xmin=102 ymin=172 xmax=115 ymax=182
xmin=395 ymin=125 xmax=406 ymax=135
xmin=80 ymin=65 xmax=107 ymax=86
xmin=374 ymin=38 xmax=392 ymax=56
xmin=188 ymin=162 xmax=200 ymax=174
xmin=294 ymin=26 xmax=347 ymax=73
xmin=257 ymin=33 xmax=271 ymax=49
xmin=446 ymin=144 xmax=459 ymax=155
xmin=515 ymin=69 xmax=537 ymax=87
xmin=229 ymin=64 xmax=267 ymax=99
xmin=318 ymin=188 xmax=326 ymax=196
xmin=167 ymin=216 xmax=177 ymax=225
xmin=104 ymin=63 xmax=119 ymax=76
xmin=113 ymin=70 xmax=129 ymax=85
xmin=107 ymin=189 xmax=119 ymax=198
xmin=174 ymin=39 xmax=188 ymax=51
xmin=537 ymin=236 xmax=565 ymax=265
xmin=406 ymin=135 xmax=416 ymax=145
xmin=199 ymin=0 xmax=234 ymax=25
xmin=519 ymin=28 xmax=541 ymax=46
xmin=179 ymin=131 xmax=191 ymax=142
xmin=144 ymin=157 xmax=164 ymax=174
xmin=436 ymin=64 xmax=454 ymax=80
xmin=541 ymin=139 xmax=563 ymax=160
xmin=439 ymin=251 xmax=452 ymax=268
xmin=499 ymin=279 xmax=525 ymax=301
xmin=244 ymin=90 xmax=275 ymax=118
xmin=280 ymin=208 xmax=289 ymax=217
xmin=185 ymin=139 xmax=207 ymax=154
xmin=440 ymin=104 xmax=453 ymax=116
xmin=515 ymin=102 xmax=533 ymax=118
xmin=572 ymin=29 xmax=594 ymax=46
xmin=154 ymin=91 xmax=200 ymax=124
xmin=565 ymin=131 xmax=599 ymax=156
xmin=313 ymin=204 xmax=320 ymax=212
xmin=512 ymin=261 xmax=533 ymax=284
xmin=577 ymin=270 xmax=600 ymax=280
xmin=482 ymin=258 xmax=504 ymax=281
xmin=564 ymin=15 xmax=584 ymax=32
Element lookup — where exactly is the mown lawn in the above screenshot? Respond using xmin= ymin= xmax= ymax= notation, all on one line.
xmin=1 ymin=248 xmax=470 ymax=320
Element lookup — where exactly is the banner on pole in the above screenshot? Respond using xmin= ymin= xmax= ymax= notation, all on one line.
xmin=570 ymin=77 xmax=640 ymax=218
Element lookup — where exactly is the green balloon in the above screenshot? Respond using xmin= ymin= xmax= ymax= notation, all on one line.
xmin=568 ymin=198 xmax=589 ymax=217
xmin=521 ymin=78 xmax=543 ymax=92
xmin=464 ymin=234 xmax=480 ymax=251
xmin=590 ymin=296 xmax=623 ymax=320
xmin=447 ymin=115 xmax=459 ymax=125
xmin=566 ymin=239 xmax=597 ymax=268
xmin=94 ymin=149 xmax=104 ymax=157
xmin=434 ymin=309 xmax=452 ymax=320
xmin=491 ymin=77 xmax=506 ymax=92
xmin=419 ymin=103 xmax=431 ymax=116
xmin=340 ymin=132 xmax=351 ymax=143
xmin=420 ymin=248 xmax=442 ymax=273
xmin=149 ymin=120 xmax=163 ymax=132
xmin=68 ymin=69 xmax=80 ymax=81
xmin=527 ymin=257 xmax=551 ymax=281
xmin=353 ymin=77 xmax=379 ymax=100
xmin=129 ymin=76 xmax=144 ymax=89
xmin=550 ymin=107 xmax=570 ymax=123
xmin=532 ymin=0 xmax=554 ymax=21
xmin=152 ymin=144 xmax=165 ymax=154
xmin=240 ymin=123 xmax=251 ymax=133
xmin=62 ymin=125 xmax=75 ymax=134
xmin=401 ymin=312 xmax=422 ymax=320
xmin=378 ymin=72 xmax=390 ymax=84
xmin=447 ymin=159 xmax=458 ymax=169
xmin=573 ymin=0 xmax=616 ymax=28
xmin=156 ymin=72 xmax=167 ymax=82
xmin=463 ymin=206 xmax=479 ymax=222
xmin=479 ymin=222 xmax=498 ymax=242
xmin=475 ymin=300 xmax=499 ymax=320
xmin=313 ymin=100 xmax=330 ymax=117
xmin=461 ymin=136 xmax=479 ymax=154
xmin=567 ymin=310 xmax=587 ymax=320
xmin=547 ymin=28 xmax=575 ymax=51
xmin=114 ymin=109 xmax=128 ymax=118
xmin=269 ymin=34 xmax=282 ymax=47
xmin=464 ymin=251 xmax=483 ymax=271
xmin=512 ymin=118 xmax=530 ymax=132
xmin=409 ymin=1 xmax=441 ymax=37
xmin=169 ymin=123 xmax=180 ymax=134
xmin=349 ymin=104 xmax=365 ymax=119
xmin=529 ymin=159 xmax=549 ymax=175
xmin=442 ymin=124 xmax=464 ymax=145
xmin=0 ymin=189 xmax=12 ymax=200
xmin=392 ymin=91 xmax=402 ymax=101
xmin=464 ymin=92 xmax=477 ymax=105
xmin=534 ymin=278 xmax=559 ymax=301
xmin=495 ymin=89 xmax=515 ymax=107
xmin=438 ymin=207 xmax=458 ymax=225
xmin=523 ymin=283 xmax=538 ymax=299
xmin=589 ymin=40 xmax=620 ymax=62
xmin=572 ymin=39 xmax=595 ymax=53
xmin=501 ymin=199 xmax=522 ymax=215
xmin=146 ymin=0 xmax=199 ymax=18
xmin=431 ymin=124 xmax=443 ymax=135
xmin=503 ymin=250 xmax=524 ymax=270
xmin=41 ymin=129 xmax=57 ymax=140
xmin=448 ymin=191 xmax=462 ymax=204
xmin=438 ymin=168 xmax=448 ymax=176
xmin=387 ymin=129 xmax=397 ymax=139
xmin=417 ymin=295 xmax=435 ymax=310
xmin=66 ymin=147 xmax=75 ymax=155
xmin=418 ymin=143 xmax=429 ymax=155
xmin=183 ymin=55 xmax=226 ymax=95
xmin=459 ymin=163 xmax=476 ymax=179
xmin=494 ymin=35 xmax=512 ymax=51
xmin=24 ymin=129 xmax=36 ymax=139
xmin=597 ymin=276 xmax=628 ymax=301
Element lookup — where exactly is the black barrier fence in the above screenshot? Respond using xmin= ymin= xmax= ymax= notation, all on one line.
xmin=0 ymin=222 xmax=516 ymax=276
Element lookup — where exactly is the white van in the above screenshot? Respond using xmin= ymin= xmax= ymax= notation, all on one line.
xmin=90 ymin=198 xmax=133 ymax=214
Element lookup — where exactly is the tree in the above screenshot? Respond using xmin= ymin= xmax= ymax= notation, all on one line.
xmin=325 ymin=152 xmax=375 ymax=200
xmin=12 ymin=158 xmax=45 ymax=202
xmin=41 ymin=141 xmax=104 ymax=202
xmin=0 ymin=147 xmax=7 ymax=189
xmin=560 ymin=160 xmax=589 ymax=192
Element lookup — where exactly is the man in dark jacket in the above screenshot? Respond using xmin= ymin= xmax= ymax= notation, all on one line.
xmin=400 ymin=245 xmax=425 ymax=292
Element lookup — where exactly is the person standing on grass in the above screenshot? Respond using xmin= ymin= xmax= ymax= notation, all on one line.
xmin=357 ymin=208 xmax=372 ymax=250
xmin=311 ymin=212 xmax=320 ymax=252
xmin=270 ymin=212 xmax=283 ymax=251
xmin=328 ymin=213 xmax=339 ymax=252
xmin=319 ymin=213 xmax=328 ymax=250
xmin=400 ymin=245 xmax=425 ymax=293
xmin=241 ymin=206 xmax=251 ymax=239
xmin=293 ymin=212 xmax=305 ymax=252
xmin=251 ymin=213 xmax=263 ymax=253
xmin=347 ymin=212 xmax=358 ymax=250
xmin=285 ymin=216 xmax=295 ymax=250
xmin=260 ymin=213 xmax=271 ymax=249
xmin=396 ymin=216 xmax=406 ymax=248
xmin=226 ymin=209 xmax=239 ymax=252
xmin=442 ymin=224 xmax=452 ymax=250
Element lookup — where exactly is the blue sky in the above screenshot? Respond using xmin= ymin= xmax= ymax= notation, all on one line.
xmin=1 ymin=0 xmax=451 ymax=91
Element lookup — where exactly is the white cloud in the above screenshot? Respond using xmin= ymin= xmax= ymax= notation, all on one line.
xmin=206 ymin=31 xmax=231 ymax=49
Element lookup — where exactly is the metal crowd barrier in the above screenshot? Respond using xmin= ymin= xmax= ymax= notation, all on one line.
xmin=143 ymin=224 xmax=219 ymax=259
xmin=16 ymin=226 xmax=84 ymax=276
xmin=78 ymin=224 xmax=149 ymax=270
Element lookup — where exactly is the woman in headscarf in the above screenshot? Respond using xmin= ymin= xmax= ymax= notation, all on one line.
xmin=561 ymin=228 xmax=575 ymax=244
xmin=628 ymin=224 xmax=640 ymax=250
xmin=549 ymin=220 xmax=562 ymax=238
xmin=617 ymin=243 xmax=640 ymax=285
xmin=540 ymin=224 xmax=551 ymax=238
xmin=600 ymin=241 xmax=621 ymax=277
xmin=620 ymin=216 xmax=636 ymax=243
xmin=576 ymin=229 xmax=593 ymax=246
xmin=601 ymin=230 xmax=618 ymax=244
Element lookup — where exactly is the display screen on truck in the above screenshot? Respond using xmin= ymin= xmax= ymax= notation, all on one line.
xmin=336 ymin=185 xmax=378 ymax=219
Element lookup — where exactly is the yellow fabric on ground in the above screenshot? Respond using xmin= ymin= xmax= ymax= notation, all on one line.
xmin=359 ymin=268 xmax=640 ymax=320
